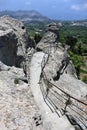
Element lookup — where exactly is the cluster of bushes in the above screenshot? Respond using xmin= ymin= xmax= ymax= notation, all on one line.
xmin=64 ymin=35 xmax=87 ymax=83
xmin=60 ymin=25 xmax=87 ymax=44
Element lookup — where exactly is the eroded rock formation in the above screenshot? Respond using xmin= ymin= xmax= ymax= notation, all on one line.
xmin=0 ymin=16 xmax=43 ymax=130
xmin=38 ymin=23 xmax=87 ymax=129
xmin=0 ymin=16 xmax=87 ymax=130
xmin=36 ymin=23 xmax=61 ymax=51
xmin=0 ymin=15 xmax=35 ymax=67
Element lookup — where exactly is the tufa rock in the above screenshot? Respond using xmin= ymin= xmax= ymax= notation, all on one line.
xmin=0 ymin=16 xmax=44 ymax=130
xmin=0 ymin=15 xmax=35 ymax=67
xmin=0 ymin=29 xmax=18 ymax=66
xmin=36 ymin=23 xmax=61 ymax=51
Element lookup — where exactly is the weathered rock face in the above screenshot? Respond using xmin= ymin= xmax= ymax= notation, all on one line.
xmin=0 ymin=29 xmax=18 ymax=66
xmin=0 ymin=66 xmax=44 ymax=130
xmin=0 ymin=16 xmax=44 ymax=130
xmin=0 ymin=15 xmax=35 ymax=67
xmin=0 ymin=16 xmax=87 ymax=130
xmin=36 ymin=23 xmax=61 ymax=51
xmin=42 ymin=46 xmax=87 ymax=129
xmin=39 ymin=25 xmax=87 ymax=129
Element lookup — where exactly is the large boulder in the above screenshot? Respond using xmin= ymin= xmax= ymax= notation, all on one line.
xmin=0 ymin=29 xmax=18 ymax=66
xmin=36 ymin=23 xmax=61 ymax=51
xmin=0 ymin=15 xmax=35 ymax=67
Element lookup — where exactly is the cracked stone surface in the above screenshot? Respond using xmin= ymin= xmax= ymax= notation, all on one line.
xmin=0 ymin=67 xmax=44 ymax=130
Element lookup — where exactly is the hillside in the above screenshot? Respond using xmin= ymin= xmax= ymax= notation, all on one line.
xmin=0 ymin=10 xmax=52 ymax=23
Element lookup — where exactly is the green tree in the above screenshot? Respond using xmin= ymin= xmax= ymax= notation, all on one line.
xmin=83 ymin=76 xmax=87 ymax=84
xmin=69 ymin=51 xmax=84 ymax=79
xmin=34 ymin=33 xmax=42 ymax=44
xmin=65 ymin=36 xmax=77 ymax=52
xmin=77 ymin=41 xmax=82 ymax=55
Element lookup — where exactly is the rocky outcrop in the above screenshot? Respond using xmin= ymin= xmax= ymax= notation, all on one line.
xmin=0 ymin=29 xmax=18 ymax=66
xmin=39 ymin=24 xmax=87 ymax=129
xmin=36 ymin=23 xmax=61 ymax=51
xmin=0 ymin=16 xmax=87 ymax=130
xmin=0 ymin=16 xmax=44 ymax=130
xmin=0 ymin=66 xmax=44 ymax=130
xmin=0 ymin=15 xmax=35 ymax=67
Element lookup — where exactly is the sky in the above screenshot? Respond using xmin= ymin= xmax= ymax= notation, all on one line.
xmin=0 ymin=0 xmax=87 ymax=20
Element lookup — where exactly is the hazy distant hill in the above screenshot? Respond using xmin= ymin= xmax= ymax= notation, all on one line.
xmin=0 ymin=10 xmax=52 ymax=23
xmin=0 ymin=10 xmax=87 ymax=25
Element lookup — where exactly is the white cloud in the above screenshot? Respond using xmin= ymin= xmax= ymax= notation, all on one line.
xmin=84 ymin=3 xmax=87 ymax=8
xmin=25 ymin=1 xmax=31 ymax=5
xmin=71 ymin=2 xmax=87 ymax=11
xmin=71 ymin=5 xmax=80 ymax=11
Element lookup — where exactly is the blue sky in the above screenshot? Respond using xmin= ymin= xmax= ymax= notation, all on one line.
xmin=0 ymin=0 xmax=87 ymax=20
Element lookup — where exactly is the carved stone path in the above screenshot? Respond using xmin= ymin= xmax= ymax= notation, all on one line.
xmin=30 ymin=51 xmax=75 ymax=130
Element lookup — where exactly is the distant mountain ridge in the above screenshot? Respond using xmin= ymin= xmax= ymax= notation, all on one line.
xmin=0 ymin=10 xmax=52 ymax=23
xmin=0 ymin=10 xmax=87 ymax=25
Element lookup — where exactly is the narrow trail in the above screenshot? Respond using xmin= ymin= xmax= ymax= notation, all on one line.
xmin=30 ymin=51 xmax=75 ymax=130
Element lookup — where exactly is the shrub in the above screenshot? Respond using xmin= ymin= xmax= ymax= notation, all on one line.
xmin=82 ymin=76 xmax=87 ymax=84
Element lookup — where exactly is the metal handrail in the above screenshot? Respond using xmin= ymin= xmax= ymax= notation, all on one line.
xmin=40 ymin=45 xmax=87 ymax=129
xmin=40 ymin=79 xmax=60 ymax=117
xmin=41 ymin=51 xmax=87 ymax=106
